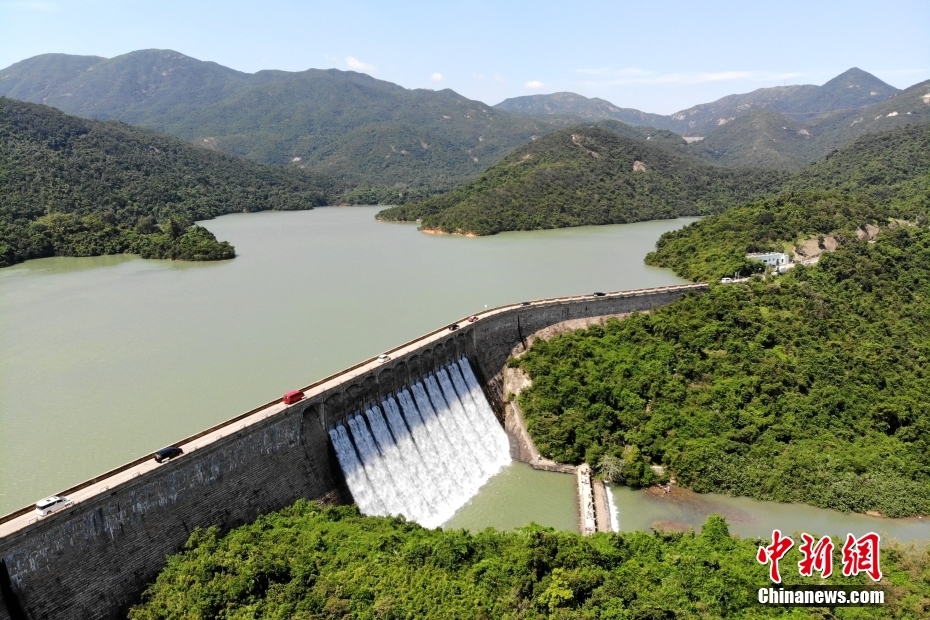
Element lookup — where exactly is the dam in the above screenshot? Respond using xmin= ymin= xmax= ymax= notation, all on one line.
xmin=0 ymin=283 xmax=704 ymax=620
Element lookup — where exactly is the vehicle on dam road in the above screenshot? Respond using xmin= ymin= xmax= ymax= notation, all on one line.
xmin=154 ymin=446 xmax=184 ymax=463
xmin=283 ymin=390 xmax=305 ymax=404
xmin=467 ymin=315 xmax=479 ymax=322
xmin=448 ymin=323 xmax=459 ymax=331
xmin=377 ymin=354 xmax=391 ymax=364
xmin=35 ymin=495 xmax=73 ymax=517
xmin=593 ymin=291 xmax=606 ymax=297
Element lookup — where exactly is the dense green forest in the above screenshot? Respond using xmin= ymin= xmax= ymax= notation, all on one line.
xmin=0 ymin=50 xmax=578 ymax=190
xmin=379 ymin=119 xmax=929 ymax=239
xmin=6 ymin=53 xmax=925 ymax=192
xmin=130 ymin=501 xmax=929 ymax=619
xmin=377 ymin=125 xmax=787 ymax=235
xmin=0 ymin=97 xmax=335 ymax=267
xmin=645 ymin=123 xmax=930 ymax=281
xmin=518 ymin=225 xmax=930 ymax=517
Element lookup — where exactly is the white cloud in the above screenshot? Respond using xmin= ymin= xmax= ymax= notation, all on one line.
xmin=494 ymin=73 xmax=506 ymax=84
xmin=576 ymin=68 xmax=609 ymax=76
xmin=474 ymin=73 xmax=486 ymax=81
xmin=525 ymin=80 xmax=545 ymax=90
xmin=345 ymin=56 xmax=376 ymax=73
xmin=577 ymin=67 xmax=651 ymax=77
xmin=430 ymin=72 xmax=443 ymax=82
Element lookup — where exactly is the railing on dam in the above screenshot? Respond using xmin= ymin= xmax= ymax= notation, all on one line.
xmin=0 ymin=282 xmax=705 ymax=530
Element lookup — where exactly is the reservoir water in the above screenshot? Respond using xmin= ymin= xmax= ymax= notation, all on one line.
xmin=2 ymin=207 xmax=927 ymax=542
xmin=0 ymin=207 xmax=691 ymax=516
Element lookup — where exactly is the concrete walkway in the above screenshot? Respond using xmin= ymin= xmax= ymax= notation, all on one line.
xmin=592 ymin=480 xmax=612 ymax=532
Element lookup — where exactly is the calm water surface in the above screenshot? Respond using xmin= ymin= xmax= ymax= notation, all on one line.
xmin=0 ymin=207 xmax=693 ymax=515
xmin=445 ymin=463 xmax=577 ymax=532
xmin=610 ymin=485 xmax=930 ymax=542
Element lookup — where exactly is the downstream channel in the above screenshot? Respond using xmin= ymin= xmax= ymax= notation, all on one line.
xmin=2 ymin=207 xmax=926 ymax=541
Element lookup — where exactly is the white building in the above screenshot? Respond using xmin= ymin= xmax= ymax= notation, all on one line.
xmin=746 ymin=252 xmax=791 ymax=267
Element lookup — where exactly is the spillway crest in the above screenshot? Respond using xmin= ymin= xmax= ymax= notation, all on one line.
xmin=328 ymin=357 xmax=511 ymax=527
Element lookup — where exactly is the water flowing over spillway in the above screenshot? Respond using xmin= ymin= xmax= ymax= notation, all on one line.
xmin=329 ymin=357 xmax=512 ymax=527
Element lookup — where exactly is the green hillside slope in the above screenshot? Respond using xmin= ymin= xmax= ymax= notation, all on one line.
xmin=377 ymin=125 xmax=787 ymax=235
xmin=129 ymin=502 xmax=929 ymax=618
xmin=646 ymin=122 xmax=930 ymax=281
xmin=0 ymin=98 xmax=334 ymax=267
xmin=519 ymin=225 xmax=930 ymax=518
xmin=0 ymin=50 xmax=576 ymax=191
xmin=692 ymin=109 xmax=815 ymax=169
xmin=494 ymin=68 xmax=900 ymax=137
xmin=692 ymin=80 xmax=930 ymax=170
xmin=495 ymin=91 xmax=675 ymax=129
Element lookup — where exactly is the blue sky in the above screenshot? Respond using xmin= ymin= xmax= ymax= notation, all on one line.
xmin=1 ymin=0 xmax=928 ymax=114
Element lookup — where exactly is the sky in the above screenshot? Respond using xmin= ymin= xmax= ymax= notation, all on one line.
xmin=0 ymin=0 xmax=928 ymax=114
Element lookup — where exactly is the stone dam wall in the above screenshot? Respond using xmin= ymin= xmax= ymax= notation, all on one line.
xmin=0 ymin=283 xmax=705 ymax=620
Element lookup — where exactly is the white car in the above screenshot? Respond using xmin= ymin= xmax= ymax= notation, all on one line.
xmin=35 ymin=495 xmax=73 ymax=517
xmin=377 ymin=354 xmax=390 ymax=364
xmin=719 ymin=277 xmax=733 ymax=284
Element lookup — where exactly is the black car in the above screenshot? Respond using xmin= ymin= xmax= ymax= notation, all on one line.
xmin=521 ymin=301 xmax=531 ymax=306
xmin=448 ymin=323 xmax=459 ymax=331
xmin=154 ymin=446 xmax=184 ymax=463
xmin=593 ymin=292 xmax=606 ymax=297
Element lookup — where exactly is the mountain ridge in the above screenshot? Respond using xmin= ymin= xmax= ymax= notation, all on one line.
xmin=494 ymin=68 xmax=901 ymax=136
xmin=3 ymin=52 xmax=925 ymax=192
xmin=0 ymin=49 xmax=579 ymax=191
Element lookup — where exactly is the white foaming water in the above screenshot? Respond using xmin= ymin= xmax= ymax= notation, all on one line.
xmin=433 ymin=369 xmax=503 ymax=478
xmin=605 ymin=483 xmax=620 ymax=532
xmin=346 ymin=414 xmax=401 ymax=515
xmin=328 ymin=424 xmax=386 ymax=516
xmin=456 ymin=357 xmax=511 ymax=457
xmin=396 ymin=387 xmax=460 ymax=521
xmin=418 ymin=377 xmax=484 ymax=498
xmin=446 ymin=364 xmax=510 ymax=472
xmin=330 ymin=358 xmax=512 ymax=527
xmin=364 ymin=405 xmax=434 ymax=522
xmin=382 ymin=396 xmax=452 ymax=523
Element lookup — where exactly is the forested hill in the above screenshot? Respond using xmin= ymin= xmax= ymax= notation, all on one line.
xmin=376 ymin=124 xmax=788 ymax=235
xmin=646 ymin=122 xmax=930 ymax=281
xmin=4 ymin=53 xmax=925 ymax=196
xmin=0 ymin=97 xmax=335 ymax=268
xmin=519 ymin=224 xmax=930 ymax=519
xmin=0 ymin=50 xmax=577 ymax=193
xmin=130 ymin=502 xmax=930 ymax=618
